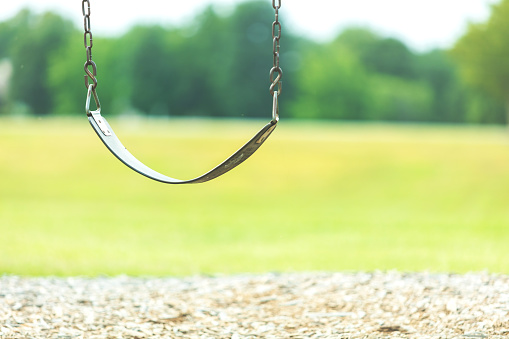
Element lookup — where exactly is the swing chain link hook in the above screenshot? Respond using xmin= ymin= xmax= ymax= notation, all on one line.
xmin=270 ymin=0 xmax=282 ymax=97
xmin=82 ymin=0 xmax=98 ymax=90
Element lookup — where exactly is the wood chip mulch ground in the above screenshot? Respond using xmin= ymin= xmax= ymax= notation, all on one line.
xmin=1 ymin=272 xmax=508 ymax=338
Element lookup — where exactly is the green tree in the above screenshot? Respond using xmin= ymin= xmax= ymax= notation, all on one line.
xmin=47 ymin=30 xmax=83 ymax=115
xmin=124 ymin=25 xmax=177 ymax=115
xmin=364 ymin=37 xmax=416 ymax=79
xmin=335 ymin=28 xmax=416 ymax=79
xmin=222 ymin=1 xmax=276 ymax=118
xmin=369 ymin=74 xmax=433 ymax=121
xmin=451 ymin=0 xmax=509 ymax=123
xmin=0 ymin=10 xmax=33 ymax=114
xmin=414 ymin=50 xmax=468 ymax=123
xmin=9 ymin=11 xmax=74 ymax=115
xmin=176 ymin=6 xmax=232 ymax=117
xmin=0 ymin=9 xmax=31 ymax=59
xmin=292 ymin=43 xmax=373 ymax=120
xmin=334 ymin=27 xmax=380 ymax=57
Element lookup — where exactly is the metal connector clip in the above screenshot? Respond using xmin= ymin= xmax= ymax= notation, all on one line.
xmin=86 ymin=84 xmax=112 ymax=136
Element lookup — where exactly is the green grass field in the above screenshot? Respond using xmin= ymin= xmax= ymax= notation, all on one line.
xmin=1 ymin=116 xmax=508 ymax=276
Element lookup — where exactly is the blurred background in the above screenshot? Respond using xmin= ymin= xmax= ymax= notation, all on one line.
xmin=0 ymin=0 xmax=506 ymax=121
xmin=1 ymin=0 xmax=508 ymax=276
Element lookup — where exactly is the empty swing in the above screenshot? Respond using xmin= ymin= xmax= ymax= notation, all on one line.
xmin=81 ymin=0 xmax=283 ymax=184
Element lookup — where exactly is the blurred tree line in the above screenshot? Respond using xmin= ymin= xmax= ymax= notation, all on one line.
xmin=0 ymin=0 xmax=506 ymax=123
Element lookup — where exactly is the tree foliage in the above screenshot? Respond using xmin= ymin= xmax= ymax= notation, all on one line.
xmin=0 ymin=1 xmax=505 ymax=124
xmin=7 ymin=10 xmax=75 ymax=115
xmin=292 ymin=44 xmax=372 ymax=120
xmin=292 ymin=27 xmax=477 ymax=122
xmin=451 ymin=0 xmax=509 ymax=123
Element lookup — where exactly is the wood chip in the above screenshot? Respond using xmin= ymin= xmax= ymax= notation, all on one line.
xmin=1 ymin=272 xmax=508 ymax=338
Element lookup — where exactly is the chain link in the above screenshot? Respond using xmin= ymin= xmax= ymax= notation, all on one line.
xmin=82 ymin=0 xmax=98 ymax=90
xmin=270 ymin=0 xmax=282 ymax=96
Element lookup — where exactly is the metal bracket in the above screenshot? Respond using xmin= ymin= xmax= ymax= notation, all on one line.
xmin=90 ymin=111 xmax=112 ymax=137
xmin=272 ymin=90 xmax=280 ymax=124
xmin=86 ymin=84 xmax=112 ymax=136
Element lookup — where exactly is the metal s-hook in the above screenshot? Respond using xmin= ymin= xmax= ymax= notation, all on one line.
xmin=269 ymin=66 xmax=283 ymax=96
xmin=84 ymin=60 xmax=98 ymax=90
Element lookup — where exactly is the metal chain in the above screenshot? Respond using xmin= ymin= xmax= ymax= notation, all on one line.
xmin=270 ymin=0 xmax=282 ymax=96
xmin=82 ymin=0 xmax=98 ymax=90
